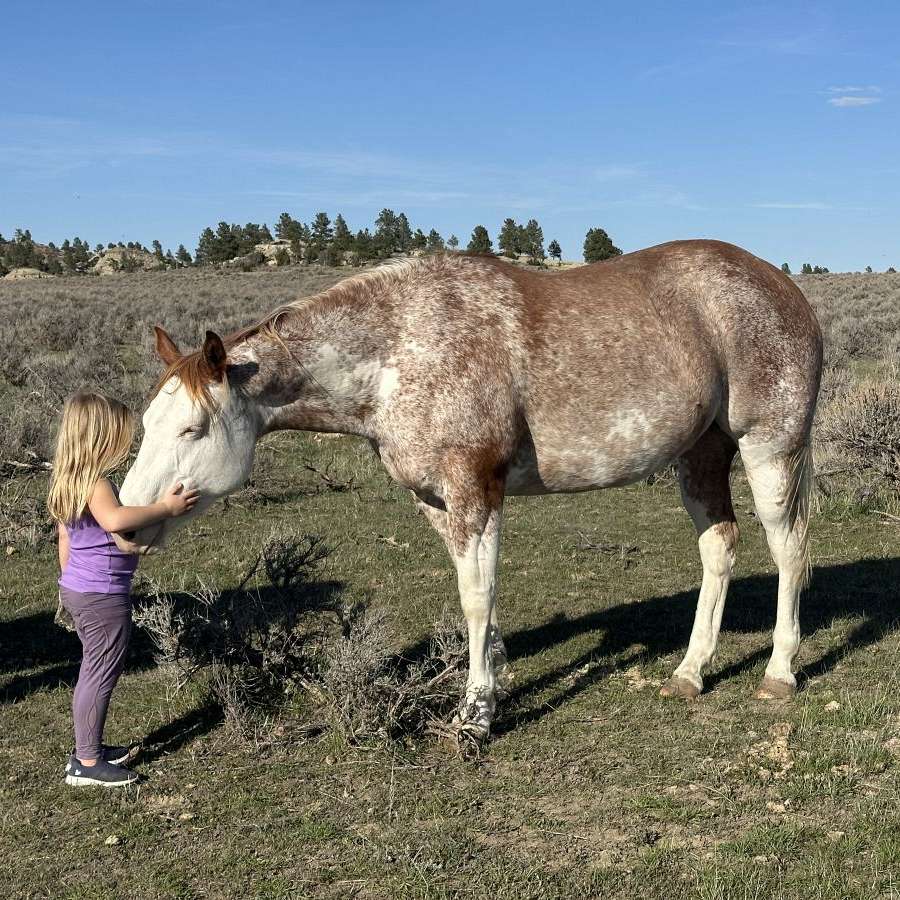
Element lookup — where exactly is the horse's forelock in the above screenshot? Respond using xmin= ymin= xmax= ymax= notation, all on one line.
xmin=151 ymin=353 xmax=221 ymax=415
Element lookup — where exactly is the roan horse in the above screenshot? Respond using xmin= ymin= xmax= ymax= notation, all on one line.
xmin=121 ymin=240 xmax=823 ymax=739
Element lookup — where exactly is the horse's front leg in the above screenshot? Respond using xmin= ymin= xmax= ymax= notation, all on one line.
xmin=414 ymin=495 xmax=508 ymax=684
xmin=452 ymin=501 xmax=502 ymax=740
xmin=415 ymin=467 xmax=505 ymax=741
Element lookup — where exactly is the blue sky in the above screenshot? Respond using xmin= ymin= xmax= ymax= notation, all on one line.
xmin=2 ymin=1 xmax=897 ymax=270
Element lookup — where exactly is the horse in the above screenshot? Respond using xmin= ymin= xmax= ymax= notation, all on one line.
xmin=120 ymin=240 xmax=823 ymax=739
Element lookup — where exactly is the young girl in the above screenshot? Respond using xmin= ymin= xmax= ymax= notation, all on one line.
xmin=48 ymin=393 xmax=199 ymax=787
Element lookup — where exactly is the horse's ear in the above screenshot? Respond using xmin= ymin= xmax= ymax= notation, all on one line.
xmin=202 ymin=330 xmax=228 ymax=382
xmin=154 ymin=326 xmax=181 ymax=367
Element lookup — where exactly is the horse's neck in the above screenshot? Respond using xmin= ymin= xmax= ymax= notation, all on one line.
xmin=260 ymin=297 xmax=390 ymax=438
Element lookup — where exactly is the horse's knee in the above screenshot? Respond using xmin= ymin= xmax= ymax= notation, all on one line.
xmin=698 ymin=521 xmax=738 ymax=577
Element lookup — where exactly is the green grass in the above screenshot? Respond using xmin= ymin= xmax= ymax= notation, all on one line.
xmin=2 ymin=433 xmax=900 ymax=899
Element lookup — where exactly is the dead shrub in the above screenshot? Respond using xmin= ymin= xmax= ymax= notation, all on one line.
xmin=0 ymin=477 xmax=54 ymax=546
xmin=817 ymin=377 xmax=900 ymax=507
xmin=133 ymin=529 xmax=469 ymax=745
xmin=318 ymin=604 xmax=467 ymax=745
xmin=133 ymin=531 xmax=340 ymax=736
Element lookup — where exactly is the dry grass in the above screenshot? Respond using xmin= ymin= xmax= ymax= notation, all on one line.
xmin=1 ymin=265 xmax=900 ymax=897
xmin=0 ymin=265 xmax=348 ymax=464
xmin=133 ymin=528 xmax=469 ymax=747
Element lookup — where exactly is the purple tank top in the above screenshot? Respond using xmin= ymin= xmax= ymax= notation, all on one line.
xmin=58 ymin=482 xmax=138 ymax=595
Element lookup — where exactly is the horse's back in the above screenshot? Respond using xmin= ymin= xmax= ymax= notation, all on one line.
xmin=379 ymin=245 xmax=821 ymax=495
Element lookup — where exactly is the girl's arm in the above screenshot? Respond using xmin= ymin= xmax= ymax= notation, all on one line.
xmin=57 ymin=522 xmax=70 ymax=570
xmin=88 ymin=479 xmax=199 ymax=533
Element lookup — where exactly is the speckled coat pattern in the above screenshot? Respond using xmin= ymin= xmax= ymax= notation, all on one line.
xmin=123 ymin=240 xmax=823 ymax=738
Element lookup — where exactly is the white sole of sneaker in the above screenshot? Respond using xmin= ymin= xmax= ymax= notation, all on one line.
xmin=65 ymin=774 xmax=138 ymax=787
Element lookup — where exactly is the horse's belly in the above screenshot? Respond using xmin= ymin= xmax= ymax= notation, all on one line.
xmin=506 ymin=405 xmax=706 ymax=495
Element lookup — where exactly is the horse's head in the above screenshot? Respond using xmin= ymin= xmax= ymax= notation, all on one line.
xmin=120 ymin=326 xmax=264 ymax=551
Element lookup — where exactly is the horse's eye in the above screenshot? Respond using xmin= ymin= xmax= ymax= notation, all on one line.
xmin=179 ymin=425 xmax=202 ymax=438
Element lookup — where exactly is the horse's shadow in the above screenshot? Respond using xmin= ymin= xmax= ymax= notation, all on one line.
xmin=398 ymin=556 xmax=900 ymax=736
xmin=3 ymin=558 xmax=898 ymax=748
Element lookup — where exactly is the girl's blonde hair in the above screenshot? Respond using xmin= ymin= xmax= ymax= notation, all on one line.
xmin=47 ymin=393 xmax=135 ymax=524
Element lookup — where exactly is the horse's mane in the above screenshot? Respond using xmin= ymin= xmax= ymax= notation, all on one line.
xmin=151 ymin=257 xmax=429 ymax=412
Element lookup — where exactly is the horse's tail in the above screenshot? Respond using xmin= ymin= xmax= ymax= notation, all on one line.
xmin=785 ymin=441 xmax=813 ymax=588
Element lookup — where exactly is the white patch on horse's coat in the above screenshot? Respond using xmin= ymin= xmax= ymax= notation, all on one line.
xmin=607 ymin=408 xmax=651 ymax=444
xmin=377 ymin=366 xmax=399 ymax=401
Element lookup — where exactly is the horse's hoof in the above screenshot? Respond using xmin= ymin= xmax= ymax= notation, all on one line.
xmin=659 ymin=676 xmax=701 ymax=700
xmin=454 ymin=717 xmax=491 ymax=742
xmin=754 ymin=676 xmax=796 ymax=700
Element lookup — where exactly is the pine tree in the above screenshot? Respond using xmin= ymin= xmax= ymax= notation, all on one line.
xmin=176 ymin=244 xmax=193 ymax=266
xmin=374 ymin=208 xmax=398 ymax=256
xmin=275 ymin=212 xmax=303 ymax=243
xmin=498 ymin=218 xmax=521 ymax=258
xmin=353 ymin=228 xmax=376 ymax=262
xmin=447 ymin=234 xmax=459 ymax=250
xmin=152 ymin=240 xmax=165 ymax=261
xmin=781 ymin=262 xmax=791 ymax=274
xmin=310 ymin=212 xmax=333 ymax=249
xmin=395 ymin=213 xmax=413 ymax=252
xmin=522 ymin=220 xmax=545 ymax=262
xmin=195 ymin=228 xmax=217 ymax=265
xmin=467 ymin=225 xmax=493 ymax=254
xmin=426 ymin=229 xmax=445 ymax=252
xmin=801 ymin=263 xmax=813 ymax=274
xmin=214 ymin=222 xmax=240 ymax=261
xmin=411 ymin=229 xmax=427 ymax=251
xmin=548 ymin=239 xmax=562 ymax=263
xmin=61 ymin=239 xmax=76 ymax=272
xmin=332 ymin=214 xmax=352 ymax=251
xmin=583 ymin=227 xmax=622 ymax=263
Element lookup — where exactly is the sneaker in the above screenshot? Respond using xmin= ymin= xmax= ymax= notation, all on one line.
xmin=66 ymin=744 xmax=133 ymax=766
xmin=101 ymin=744 xmax=133 ymax=765
xmin=64 ymin=755 xmax=139 ymax=787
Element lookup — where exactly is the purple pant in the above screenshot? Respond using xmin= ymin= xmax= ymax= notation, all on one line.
xmin=59 ymin=587 xmax=132 ymax=760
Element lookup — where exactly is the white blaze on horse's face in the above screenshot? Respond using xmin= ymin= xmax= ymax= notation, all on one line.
xmin=119 ymin=328 xmax=260 ymax=551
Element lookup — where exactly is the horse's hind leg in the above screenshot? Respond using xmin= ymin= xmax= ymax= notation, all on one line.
xmin=661 ymin=425 xmax=739 ymax=700
xmin=738 ymin=437 xmax=813 ymax=699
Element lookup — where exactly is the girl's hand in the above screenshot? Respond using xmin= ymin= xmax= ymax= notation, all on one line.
xmin=162 ymin=483 xmax=200 ymax=517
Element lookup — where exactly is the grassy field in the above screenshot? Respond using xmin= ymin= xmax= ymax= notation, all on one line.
xmin=2 ymin=264 xmax=900 ymax=898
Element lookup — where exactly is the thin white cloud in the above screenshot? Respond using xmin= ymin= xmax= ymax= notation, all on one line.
xmin=594 ymin=164 xmax=644 ymax=181
xmin=828 ymin=95 xmax=881 ymax=107
xmin=827 ymin=85 xmax=881 ymax=94
xmin=752 ymin=202 xmax=831 ymax=210
xmin=719 ymin=34 xmax=820 ymax=55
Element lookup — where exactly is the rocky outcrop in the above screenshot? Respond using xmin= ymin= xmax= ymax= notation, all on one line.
xmin=91 ymin=247 xmax=165 ymax=276
xmin=253 ymin=240 xmax=299 ymax=266
xmin=3 ymin=267 xmax=55 ymax=280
